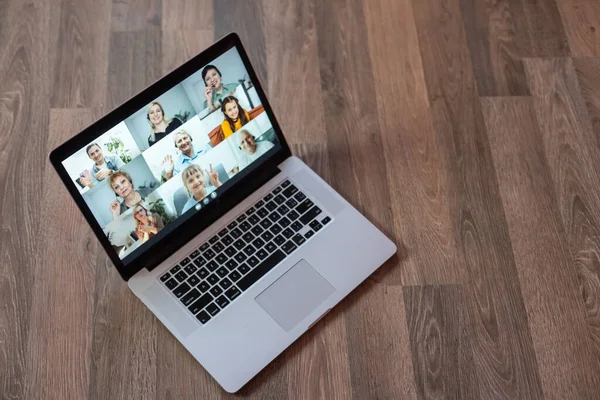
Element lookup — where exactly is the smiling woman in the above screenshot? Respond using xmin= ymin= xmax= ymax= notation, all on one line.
xmin=108 ymin=171 xmax=154 ymax=219
xmin=146 ymin=101 xmax=183 ymax=147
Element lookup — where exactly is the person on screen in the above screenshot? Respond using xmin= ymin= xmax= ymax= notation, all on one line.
xmin=237 ymin=129 xmax=275 ymax=169
xmin=78 ymin=143 xmax=125 ymax=188
xmin=162 ymin=130 xmax=208 ymax=180
xmin=108 ymin=171 xmax=154 ymax=219
xmin=181 ymin=164 xmax=223 ymax=214
xmin=133 ymin=204 xmax=164 ymax=244
xmin=220 ymin=96 xmax=251 ymax=138
xmin=147 ymin=101 xmax=183 ymax=147
xmin=202 ymin=65 xmax=238 ymax=112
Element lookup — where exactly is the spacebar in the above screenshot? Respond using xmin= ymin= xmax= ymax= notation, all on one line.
xmin=237 ymin=250 xmax=286 ymax=291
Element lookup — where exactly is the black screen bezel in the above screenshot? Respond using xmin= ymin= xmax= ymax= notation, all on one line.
xmin=49 ymin=33 xmax=291 ymax=281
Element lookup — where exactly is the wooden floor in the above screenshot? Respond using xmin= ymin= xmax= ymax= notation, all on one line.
xmin=2 ymin=0 xmax=600 ymax=398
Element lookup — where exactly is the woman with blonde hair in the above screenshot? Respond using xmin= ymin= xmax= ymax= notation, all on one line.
xmin=133 ymin=204 xmax=164 ymax=243
xmin=146 ymin=101 xmax=182 ymax=147
xmin=108 ymin=171 xmax=153 ymax=219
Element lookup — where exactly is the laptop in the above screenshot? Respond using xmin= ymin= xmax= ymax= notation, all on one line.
xmin=49 ymin=33 xmax=396 ymax=392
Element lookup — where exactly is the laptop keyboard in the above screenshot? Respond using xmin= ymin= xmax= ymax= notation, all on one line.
xmin=158 ymin=179 xmax=332 ymax=325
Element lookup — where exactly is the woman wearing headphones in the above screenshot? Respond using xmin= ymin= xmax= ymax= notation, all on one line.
xmin=147 ymin=101 xmax=183 ymax=147
xmin=133 ymin=204 xmax=164 ymax=243
xmin=202 ymin=64 xmax=238 ymax=112
xmin=108 ymin=171 xmax=154 ymax=219
xmin=220 ymin=96 xmax=251 ymax=138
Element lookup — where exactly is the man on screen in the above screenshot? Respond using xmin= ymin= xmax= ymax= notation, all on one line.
xmin=162 ymin=130 xmax=207 ymax=180
xmin=237 ymin=130 xmax=274 ymax=170
xmin=79 ymin=143 xmax=125 ymax=188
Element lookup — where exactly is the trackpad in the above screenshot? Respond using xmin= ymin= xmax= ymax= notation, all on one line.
xmin=255 ymin=260 xmax=335 ymax=332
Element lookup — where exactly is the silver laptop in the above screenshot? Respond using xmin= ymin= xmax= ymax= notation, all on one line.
xmin=49 ymin=33 xmax=396 ymax=392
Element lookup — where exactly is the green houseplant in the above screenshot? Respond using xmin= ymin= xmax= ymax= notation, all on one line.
xmin=106 ymin=136 xmax=133 ymax=164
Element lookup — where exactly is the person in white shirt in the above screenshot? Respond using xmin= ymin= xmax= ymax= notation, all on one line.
xmin=237 ymin=129 xmax=275 ymax=170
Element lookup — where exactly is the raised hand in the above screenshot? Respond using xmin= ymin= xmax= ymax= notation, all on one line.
xmin=204 ymin=86 xmax=213 ymax=107
xmin=205 ymin=164 xmax=221 ymax=188
xmin=162 ymin=154 xmax=174 ymax=172
xmin=94 ymin=168 xmax=111 ymax=180
xmin=109 ymin=200 xmax=121 ymax=218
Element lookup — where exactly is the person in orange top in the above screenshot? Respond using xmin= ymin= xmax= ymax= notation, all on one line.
xmin=220 ymin=96 xmax=251 ymax=138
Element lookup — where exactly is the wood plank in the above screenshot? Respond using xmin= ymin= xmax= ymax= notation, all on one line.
xmin=0 ymin=1 xmax=51 ymax=398
xmin=111 ymin=0 xmax=162 ymax=32
xmin=363 ymin=0 xmax=460 ymax=285
xmin=573 ymin=57 xmax=600 ymax=149
xmin=23 ymin=109 xmax=100 ymax=400
xmin=483 ymin=96 xmax=600 ymax=398
xmin=162 ymin=0 xmax=213 ymax=30
xmin=404 ymin=285 xmax=477 ymax=399
xmin=558 ymin=0 xmax=600 ymax=57
xmin=48 ymin=0 xmax=111 ymax=107
xmin=261 ymin=0 xmax=328 ymax=145
xmin=525 ymin=57 xmax=600 ymax=360
xmin=412 ymin=0 xmax=544 ymax=397
xmin=459 ymin=0 xmax=531 ymax=96
xmin=161 ymin=30 xmax=213 ymax=75
xmin=521 ymin=0 xmax=571 ymax=56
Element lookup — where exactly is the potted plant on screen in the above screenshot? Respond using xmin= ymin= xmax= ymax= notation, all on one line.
xmin=106 ymin=136 xmax=133 ymax=164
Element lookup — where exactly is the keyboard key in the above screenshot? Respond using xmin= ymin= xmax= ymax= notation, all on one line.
xmin=229 ymin=270 xmax=242 ymax=282
xmin=282 ymin=241 xmax=298 ymax=255
xmin=265 ymin=242 xmax=277 ymax=253
xmin=198 ymin=281 xmax=210 ymax=293
xmin=180 ymin=257 xmax=191 ymax=267
xmin=261 ymin=230 xmax=274 ymax=242
xmin=279 ymin=217 xmax=291 ymax=228
xmin=309 ymin=220 xmax=323 ymax=232
xmin=206 ymin=303 xmax=220 ymax=316
xmin=221 ymin=234 xmax=233 ymax=246
xmin=209 ymin=236 xmax=219 ymax=244
xmin=274 ymin=235 xmax=286 ymax=246
xmin=282 ymin=184 xmax=298 ymax=197
xmin=265 ymin=201 xmax=277 ymax=211
xmin=247 ymin=256 xmax=259 ymax=267
xmin=285 ymin=198 xmax=298 ymax=209
xmin=236 ymin=214 xmax=247 ymax=223
xmin=238 ymin=263 xmax=250 ymax=275
xmin=274 ymin=194 xmax=286 ymax=205
xmin=255 ymin=200 xmax=265 ymax=208
xmin=199 ymin=243 xmax=210 ymax=252
xmin=234 ymin=252 xmax=247 ymax=263
xmin=292 ymin=234 xmax=306 ymax=246
xmin=206 ymin=260 xmax=218 ymax=272
xmin=230 ymin=228 xmax=242 ymax=239
xmin=233 ymin=239 xmax=245 ymax=250
xmin=215 ymin=253 xmax=228 ymax=265
xmin=197 ymin=267 xmax=209 ymax=279
xmin=300 ymin=206 xmax=322 ymax=225
xmin=225 ymin=286 xmax=242 ymax=301
xmin=227 ymin=221 xmax=238 ymax=230
xmin=225 ymin=259 xmax=238 ymax=271
xmin=207 ymin=274 xmax=219 ymax=285
xmin=173 ymin=282 xmax=191 ymax=298
xmin=277 ymin=205 xmax=290 ymax=215
xmin=259 ymin=219 xmax=272 ymax=229
xmin=181 ymin=288 xmax=200 ymax=306
xmin=215 ymin=295 xmax=230 ymax=309
xmin=245 ymin=206 xmax=256 ymax=215
xmin=305 ymin=230 xmax=315 ymax=239
xmin=291 ymin=221 xmax=303 ymax=232
xmin=159 ymin=272 xmax=171 ymax=282
xmin=257 ymin=208 xmax=269 ymax=218
xmin=281 ymin=180 xmax=291 ymax=188
xmin=256 ymin=249 xmax=269 ymax=260
xmin=170 ymin=265 xmax=181 ymax=274
xmin=273 ymin=186 xmax=283 ymax=194
xmin=242 ymin=232 xmax=255 ymax=242
xmin=282 ymin=228 xmax=294 ymax=239
xmin=212 ymin=242 xmax=224 ymax=253
xmin=165 ymin=278 xmax=178 ymax=290
xmin=190 ymin=250 xmax=200 ymax=259
xmin=189 ymin=293 xmax=213 ymax=314
xmin=225 ymin=247 xmax=236 ymax=257
xmin=218 ymin=228 xmax=229 ymax=237
xmin=268 ymin=211 xmax=281 ymax=222
xmin=296 ymin=199 xmax=314 ymax=215
xmin=270 ymin=224 xmax=282 ymax=234
xmin=216 ymin=267 xmax=228 ymax=278
xmin=196 ymin=310 xmax=211 ymax=324
xmin=187 ymin=275 xmax=200 ymax=287
xmin=210 ymin=286 xmax=223 ymax=297
xmin=251 ymin=225 xmax=264 ymax=236
xmin=248 ymin=214 xmax=260 ymax=225
xmin=294 ymin=191 xmax=306 ymax=202
xmin=264 ymin=193 xmax=273 ymax=202
xmin=193 ymin=256 xmax=206 ymax=268
xmin=184 ymin=264 xmax=197 ymax=275
xmin=239 ymin=221 xmax=252 ymax=232
xmin=237 ymin=250 xmax=286 ymax=291
xmin=203 ymin=249 xmax=216 ymax=260
xmin=243 ymin=245 xmax=257 ymax=256
xmin=219 ymin=278 xmax=233 ymax=290
xmin=252 ymin=237 xmax=265 ymax=249
xmin=322 ymin=216 xmax=332 ymax=225
xmin=175 ymin=271 xmax=188 ymax=282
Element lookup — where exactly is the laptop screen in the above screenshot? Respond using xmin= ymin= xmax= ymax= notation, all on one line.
xmin=60 ymin=46 xmax=281 ymax=265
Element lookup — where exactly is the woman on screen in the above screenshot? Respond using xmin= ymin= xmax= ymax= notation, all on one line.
xmin=181 ymin=164 xmax=222 ymax=214
xmin=147 ymin=101 xmax=183 ymax=147
xmin=108 ymin=171 xmax=153 ymax=219
xmin=202 ymin=64 xmax=238 ymax=112
xmin=220 ymin=96 xmax=251 ymax=138
xmin=133 ymin=204 xmax=164 ymax=243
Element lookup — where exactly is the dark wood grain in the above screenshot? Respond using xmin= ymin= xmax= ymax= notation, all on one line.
xmin=4 ymin=0 xmax=600 ymax=398
xmin=483 ymin=96 xmax=600 ymax=398
xmin=404 ymin=285 xmax=477 ymax=399
xmin=525 ymin=57 xmax=600 ymax=362
xmin=412 ymin=0 xmax=544 ymax=397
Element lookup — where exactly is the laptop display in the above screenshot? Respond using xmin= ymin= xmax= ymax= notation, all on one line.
xmin=59 ymin=46 xmax=281 ymax=265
